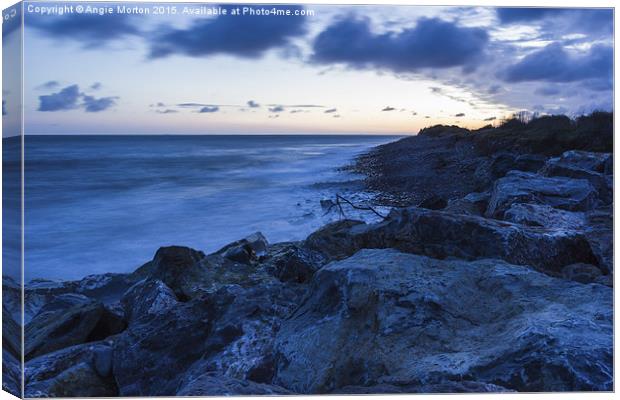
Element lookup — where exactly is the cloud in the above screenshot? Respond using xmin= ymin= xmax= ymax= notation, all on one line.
xmin=333 ymin=114 xmax=341 ymax=118
xmin=83 ymin=95 xmax=118 ymax=112
xmin=484 ymin=116 xmax=497 ymax=121
xmin=487 ymin=84 xmax=502 ymax=94
xmin=90 ymin=82 xmax=102 ymax=90
xmin=36 ymin=81 xmax=61 ymax=90
xmin=38 ymin=85 xmax=81 ymax=111
xmin=148 ymin=5 xmax=307 ymax=59
xmin=535 ymin=86 xmax=561 ymax=96
xmin=502 ymin=43 xmax=612 ymax=84
xmin=312 ymin=17 xmax=489 ymax=72
xmin=178 ymin=103 xmax=212 ymax=108
xmin=38 ymin=84 xmax=117 ymax=113
xmin=324 ymin=108 xmax=337 ymax=113
xmin=199 ymin=106 xmax=220 ymax=113
xmin=247 ymin=100 xmax=260 ymax=108
xmin=2 ymin=100 xmax=6 ymax=116
xmin=411 ymin=111 xmax=418 ymax=116
xmin=156 ymin=109 xmax=179 ymax=114
xmin=455 ymin=113 xmax=465 ymax=117
xmin=382 ymin=106 xmax=396 ymax=112
xmin=28 ymin=13 xmax=139 ymax=47
xmin=269 ymin=105 xmax=285 ymax=113
xmin=496 ymin=8 xmax=564 ymax=23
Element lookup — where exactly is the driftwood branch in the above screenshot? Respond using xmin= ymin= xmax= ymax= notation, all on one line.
xmin=323 ymin=194 xmax=388 ymax=220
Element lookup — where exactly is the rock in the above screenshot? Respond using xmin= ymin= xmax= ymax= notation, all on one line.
xmin=176 ymin=372 xmax=292 ymax=395
xmin=335 ymin=380 xmax=512 ymax=394
xmin=444 ymin=191 xmax=490 ymax=216
xmin=304 ymin=220 xmax=366 ymax=260
xmin=561 ymin=263 xmax=603 ymax=284
xmin=3 ymin=305 xmax=21 ymax=359
xmin=320 ymin=199 xmax=335 ymax=210
xmin=418 ymin=194 xmax=447 ymax=210
xmin=121 ymin=279 xmax=179 ymax=324
xmin=218 ymin=232 xmax=269 ymax=264
xmin=307 ymin=207 xmax=599 ymax=276
xmin=112 ymin=296 xmax=215 ymax=396
xmin=540 ymin=156 xmax=611 ymax=203
xmin=486 ymin=171 xmax=599 ymax=219
xmin=2 ymin=349 xmax=21 ymax=397
xmin=25 ymin=342 xmax=117 ymax=397
xmin=503 ymin=203 xmax=586 ymax=230
xmin=264 ymin=243 xmax=326 ymax=283
xmin=25 ymin=298 xmax=125 ymax=360
xmin=585 ymin=207 xmax=613 ymax=274
xmin=274 ymin=249 xmax=612 ymax=393
xmin=550 ymin=150 xmax=612 ymax=173
xmin=133 ymin=246 xmax=206 ymax=300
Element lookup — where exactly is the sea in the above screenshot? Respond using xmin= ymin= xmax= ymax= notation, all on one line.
xmin=3 ymin=135 xmax=400 ymax=282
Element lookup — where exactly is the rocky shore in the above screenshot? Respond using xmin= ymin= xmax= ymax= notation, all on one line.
xmin=2 ymin=113 xmax=613 ymax=396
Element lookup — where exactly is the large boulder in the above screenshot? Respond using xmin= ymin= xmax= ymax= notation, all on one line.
xmin=25 ymin=341 xmax=117 ymax=397
xmin=503 ymin=203 xmax=586 ymax=230
xmin=217 ymin=232 xmax=269 ymax=264
xmin=25 ymin=298 xmax=125 ymax=360
xmin=305 ymin=207 xmax=598 ymax=276
xmin=486 ymin=171 xmax=599 ymax=219
xmin=274 ymin=249 xmax=612 ymax=393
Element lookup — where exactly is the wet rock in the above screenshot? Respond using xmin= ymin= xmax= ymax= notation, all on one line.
xmin=585 ymin=206 xmax=613 ymax=274
xmin=176 ymin=372 xmax=292 ymax=395
xmin=218 ymin=232 xmax=269 ymax=264
xmin=25 ymin=299 xmax=125 ymax=360
xmin=486 ymin=171 xmax=599 ymax=219
xmin=264 ymin=243 xmax=326 ymax=283
xmin=3 ymin=305 xmax=21 ymax=359
xmin=550 ymin=150 xmax=611 ymax=173
xmin=274 ymin=249 xmax=612 ymax=393
xmin=540 ymin=156 xmax=611 ymax=203
xmin=335 ymin=380 xmax=512 ymax=394
xmin=25 ymin=342 xmax=117 ymax=397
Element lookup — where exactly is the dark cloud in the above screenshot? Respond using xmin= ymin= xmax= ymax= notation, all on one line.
xmin=502 ymin=43 xmax=612 ymax=84
xmin=149 ymin=5 xmax=307 ymax=59
xmin=91 ymin=82 xmax=102 ymax=90
xmin=496 ymin=8 xmax=564 ymax=23
xmin=535 ymin=86 xmax=561 ymax=96
xmin=411 ymin=111 xmax=418 ymax=116
xmin=178 ymin=103 xmax=212 ymax=108
xmin=455 ymin=113 xmax=465 ymax=117
xmin=324 ymin=108 xmax=337 ymax=113
xmin=487 ymin=84 xmax=502 ymax=94
xmin=333 ymin=114 xmax=341 ymax=118
xmin=382 ymin=106 xmax=396 ymax=112
xmin=38 ymin=85 xmax=81 ymax=112
xmin=312 ymin=17 xmax=489 ymax=72
xmin=27 ymin=13 xmax=139 ymax=47
xmin=83 ymin=95 xmax=118 ymax=112
xmin=36 ymin=81 xmax=61 ymax=90
xmin=269 ymin=105 xmax=285 ymax=113
xmin=484 ymin=117 xmax=496 ymax=121
xmin=2 ymin=100 xmax=6 ymax=116
xmin=247 ymin=100 xmax=260 ymax=108
xmin=199 ymin=106 xmax=220 ymax=113
xmin=155 ymin=109 xmax=178 ymax=114
xmin=38 ymin=84 xmax=117 ymax=113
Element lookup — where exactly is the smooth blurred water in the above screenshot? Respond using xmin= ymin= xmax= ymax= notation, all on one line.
xmin=17 ymin=135 xmax=399 ymax=281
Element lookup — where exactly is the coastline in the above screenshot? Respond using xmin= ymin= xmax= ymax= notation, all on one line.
xmin=2 ymin=113 xmax=614 ymax=396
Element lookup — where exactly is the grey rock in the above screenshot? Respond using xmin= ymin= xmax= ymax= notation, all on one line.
xmin=274 ymin=249 xmax=612 ymax=393
xmin=444 ymin=191 xmax=490 ymax=216
xmin=25 ymin=342 xmax=117 ymax=398
xmin=264 ymin=243 xmax=326 ymax=283
xmin=305 ymin=207 xmax=599 ymax=276
xmin=25 ymin=298 xmax=125 ymax=360
xmin=176 ymin=372 xmax=292 ymax=396
xmin=503 ymin=203 xmax=586 ymax=230
xmin=540 ymin=156 xmax=611 ymax=203
xmin=121 ymin=279 xmax=178 ymax=324
xmin=550 ymin=150 xmax=611 ymax=173
xmin=486 ymin=171 xmax=599 ymax=219
xmin=218 ymin=232 xmax=269 ymax=264
xmin=2 ymin=349 xmax=21 ymax=397
xmin=418 ymin=194 xmax=447 ymax=210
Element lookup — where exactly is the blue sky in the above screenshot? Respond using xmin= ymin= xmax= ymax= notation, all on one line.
xmin=2 ymin=2 xmax=614 ymax=135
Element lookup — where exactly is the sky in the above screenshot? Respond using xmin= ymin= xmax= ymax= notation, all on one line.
xmin=1 ymin=1 xmax=615 ymax=135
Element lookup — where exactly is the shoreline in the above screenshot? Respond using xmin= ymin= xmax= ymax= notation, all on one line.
xmin=2 ymin=112 xmax=614 ymax=396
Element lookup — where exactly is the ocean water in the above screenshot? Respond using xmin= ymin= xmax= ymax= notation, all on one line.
xmin=8 ymin=135 xmax=399 ymax=281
